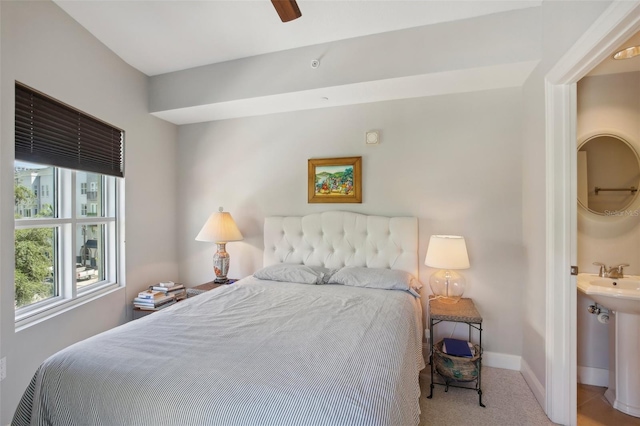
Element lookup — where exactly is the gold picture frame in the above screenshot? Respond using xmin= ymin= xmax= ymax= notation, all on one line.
xmin=308 ymin=157 xmax=362 ymax=203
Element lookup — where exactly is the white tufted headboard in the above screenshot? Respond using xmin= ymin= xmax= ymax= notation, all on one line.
xmin=264 ymin=211 xmax=418 ymax=277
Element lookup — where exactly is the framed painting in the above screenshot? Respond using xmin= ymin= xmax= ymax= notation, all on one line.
xmin=308 ymin=157 xmax=362 ymax=203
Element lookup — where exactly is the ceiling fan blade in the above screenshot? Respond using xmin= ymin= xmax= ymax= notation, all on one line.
xmin=271 ymin=0 xmax=302 ymax=22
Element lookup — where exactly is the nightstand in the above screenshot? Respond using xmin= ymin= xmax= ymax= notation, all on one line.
xmin=132 ymin=307 xmax=154 ymax=320
xmin=132 ymin=284 xmax=187 ymax=320
xmin=186 ymin=279 xmax=238 ymax=297
xmin=427 ymin=297 xmax=485 ymax=407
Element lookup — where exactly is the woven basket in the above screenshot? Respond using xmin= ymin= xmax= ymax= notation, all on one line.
xmin=433 ymin=340 xmax=481 ymax=382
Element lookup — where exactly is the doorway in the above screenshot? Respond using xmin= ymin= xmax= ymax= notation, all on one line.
xmin=546 ymin=3 xmax=640 ymax=425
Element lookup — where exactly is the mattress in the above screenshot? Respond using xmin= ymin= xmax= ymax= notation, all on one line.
xmin=14 ymin=277 xmax=424 ymax=426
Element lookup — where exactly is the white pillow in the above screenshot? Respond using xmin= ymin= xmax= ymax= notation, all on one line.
xmin=328 ymin=266 xmax=422 ymax=297
xmin=253 ymin=264 xmax=330 ymax=285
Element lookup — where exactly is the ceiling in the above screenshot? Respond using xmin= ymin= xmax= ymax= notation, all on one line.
xmin=54 ymin=0 xmax=541 ymax=77
xmin=587 ymin=30 xmax=640 ymax=77
xmin=48 ymin=1 xmax=640 ymax=123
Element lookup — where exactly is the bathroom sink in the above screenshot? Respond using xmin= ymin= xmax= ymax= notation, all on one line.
xmin=578 ymin=273 xmax=640 ymax=417
xmin=577 ymin=274 xmax=640 ymax=314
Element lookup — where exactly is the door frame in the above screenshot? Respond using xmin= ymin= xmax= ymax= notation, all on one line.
xmin=545 ymin=2 xmax=640 ymax=425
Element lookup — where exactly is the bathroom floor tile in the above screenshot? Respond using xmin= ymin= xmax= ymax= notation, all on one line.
xmin=578 ymin=384 xmax=604 ymax=407
xmin=578 ymin=385 xmax=640 ymax=425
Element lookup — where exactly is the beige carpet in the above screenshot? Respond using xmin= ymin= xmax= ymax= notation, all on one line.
xmin=419 ymin=367 xmax=555 ymax=426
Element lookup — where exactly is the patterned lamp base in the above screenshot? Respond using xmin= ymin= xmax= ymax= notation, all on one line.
xmin=213 ymin=242 xmax=230 ymax=283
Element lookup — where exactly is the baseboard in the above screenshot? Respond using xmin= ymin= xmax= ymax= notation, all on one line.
xmin=521 ymin=357 xmax=546 ymax=411
xmin=421 ymin=343 xmax=522 ymax=371
xmin=577 ymin=365 xmax=608 ymax=387
xmin=422 ymin=340 xmax=522 ymax=371
xmin=483 ymin=351 xmax=521 ymax=371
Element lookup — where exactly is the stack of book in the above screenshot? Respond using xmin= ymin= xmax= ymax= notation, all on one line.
xmin=149 ymin=282 xmax=187 ymax=301
xmin=133 ymin=289 xmax=176 ymax=311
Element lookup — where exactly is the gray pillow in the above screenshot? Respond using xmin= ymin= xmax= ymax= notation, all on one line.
xmin=253 ymin=264 xmax=329 ymax=285
xmin=328 ymin=266 xmax=421 ymax=297
xmin=307 ymin=266 xmax=339 ymax=284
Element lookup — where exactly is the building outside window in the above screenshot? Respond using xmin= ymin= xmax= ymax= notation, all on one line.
xmin=80 ymin=183 xmax=87 ymax=195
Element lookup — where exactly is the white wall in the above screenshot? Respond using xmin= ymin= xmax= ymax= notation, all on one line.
xmin=576 ymin=71 xmax=640 ymax=379
xmin=520 ymin=0 xmax=611 ymax=405
xmin=577 ymin=72 xmax=640 ymax=274
xmin=0 ymin=1 xmax=179 ymax=422
xmin=177 ymin=87 xmax=525 ymax=360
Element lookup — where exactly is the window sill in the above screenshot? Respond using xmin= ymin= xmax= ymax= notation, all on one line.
xmin=15 ymin=283 xmax=124 ymax=332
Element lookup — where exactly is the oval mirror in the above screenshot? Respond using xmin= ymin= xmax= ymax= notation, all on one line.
xmin=578 ymin=134 xmax=640 ymax=216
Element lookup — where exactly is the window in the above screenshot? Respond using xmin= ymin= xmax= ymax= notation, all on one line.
xmin=15 ymin=162 xmax=119 ymax=320
xmin=14 ymin=83 xmax=124 ymax=325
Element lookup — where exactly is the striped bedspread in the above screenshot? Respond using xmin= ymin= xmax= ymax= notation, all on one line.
xmin=13 ymin=277 xmax=425 ymax=426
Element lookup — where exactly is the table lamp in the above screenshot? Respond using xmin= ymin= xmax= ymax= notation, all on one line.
xmin=425 ymin=235 xmax=470 ymax=304
xmin=195 ymin=207 xmax=243 ymax=283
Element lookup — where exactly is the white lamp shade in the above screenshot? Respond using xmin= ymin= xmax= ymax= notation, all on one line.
xmin=195 ymin=210 xmax=244 ymax=243
xmin=425 ymin=235 xmax=470 ymax=269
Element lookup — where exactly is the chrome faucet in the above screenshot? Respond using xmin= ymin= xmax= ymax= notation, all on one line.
xmin=593 ymin=262 xmax=630 ymax=278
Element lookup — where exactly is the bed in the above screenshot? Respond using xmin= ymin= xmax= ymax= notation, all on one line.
xmin=13 ymin=211 xmax=425 ymax=426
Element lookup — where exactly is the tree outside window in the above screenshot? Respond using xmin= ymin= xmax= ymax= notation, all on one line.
xmin=14 ymin=182 xmax=55 ymax=307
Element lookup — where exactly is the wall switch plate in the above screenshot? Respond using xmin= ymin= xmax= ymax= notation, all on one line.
xmin=0 ymin=357 xmax=6 ymax=381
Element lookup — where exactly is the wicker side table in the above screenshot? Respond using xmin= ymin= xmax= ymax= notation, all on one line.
xmin=427 ymin=297 xmax=485 ymax=407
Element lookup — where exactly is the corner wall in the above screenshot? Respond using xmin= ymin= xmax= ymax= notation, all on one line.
xmin=0 ymin=1 xmax=179 ymax=422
